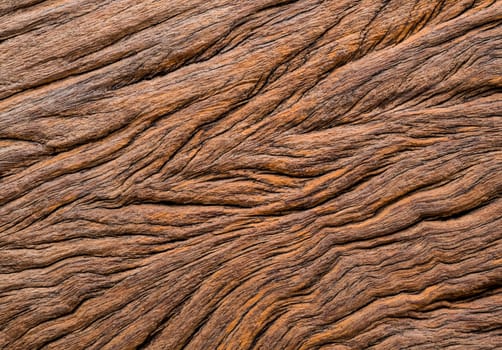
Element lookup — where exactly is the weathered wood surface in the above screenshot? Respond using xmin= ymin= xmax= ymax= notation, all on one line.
xmin=0 ymin=0 xmax=501 ymax=349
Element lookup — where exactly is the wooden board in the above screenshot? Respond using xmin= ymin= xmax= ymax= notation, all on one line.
xmin=1 ymin=0 xmax=501 ymax=349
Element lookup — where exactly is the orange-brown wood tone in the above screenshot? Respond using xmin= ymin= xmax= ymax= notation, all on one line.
xmin=0 ymin=1 xmax=501 ymax=349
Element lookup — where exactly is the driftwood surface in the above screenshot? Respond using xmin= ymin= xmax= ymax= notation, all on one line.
xmin=1 ymin=0 xmax=502 ymax=349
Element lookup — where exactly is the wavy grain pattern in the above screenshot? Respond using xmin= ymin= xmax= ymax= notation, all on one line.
xmin=1 ymin=0 xmax=501 ymax=349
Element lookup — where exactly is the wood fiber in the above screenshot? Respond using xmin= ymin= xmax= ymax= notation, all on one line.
xmin=0 ymin=0 xmax=501 ymax=349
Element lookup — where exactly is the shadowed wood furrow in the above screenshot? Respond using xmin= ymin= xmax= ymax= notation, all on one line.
xmin=0 ymin=0 xmax=501 ymax=349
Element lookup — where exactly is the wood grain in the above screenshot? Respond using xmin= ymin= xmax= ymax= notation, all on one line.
xmin=0 ymin=0 xmax=501 ymax=349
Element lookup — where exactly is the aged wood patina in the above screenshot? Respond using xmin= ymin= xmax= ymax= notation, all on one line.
xmin=0 ymin=0 xmax=501 ymax=349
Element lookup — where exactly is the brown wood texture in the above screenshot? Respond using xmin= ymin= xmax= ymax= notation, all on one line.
xmin=1 ymin=1 xmax=502 ymax=349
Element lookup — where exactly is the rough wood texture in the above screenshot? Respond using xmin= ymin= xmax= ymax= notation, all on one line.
xmin=1 ymin=0 xmax=501 ymax=349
